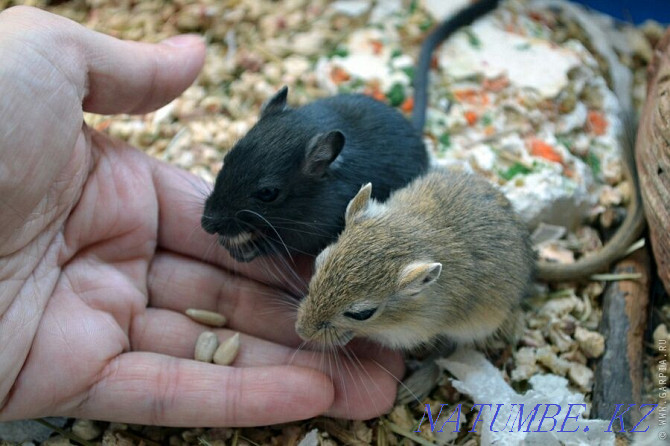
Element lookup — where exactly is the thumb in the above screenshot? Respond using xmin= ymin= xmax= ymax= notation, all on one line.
xmin=81 ymin=33 xmax=206 ymax=115
xmin=0 ymin=5 xmax=206 ymax=115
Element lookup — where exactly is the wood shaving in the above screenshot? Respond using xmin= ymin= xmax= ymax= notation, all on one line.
xmin=1 ymin=0 xmax=665 ymax=444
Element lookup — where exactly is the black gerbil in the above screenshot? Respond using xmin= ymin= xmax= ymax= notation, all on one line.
xmin=201 ymin=87 xmax=429 ymax=262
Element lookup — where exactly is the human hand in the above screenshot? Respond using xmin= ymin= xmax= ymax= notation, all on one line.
xmin=0 ymin=6 xmax=403 ymax=426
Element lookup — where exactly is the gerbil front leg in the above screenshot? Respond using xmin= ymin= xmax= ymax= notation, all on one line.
xmin=395 ymin=339 xmax=456 ymax=405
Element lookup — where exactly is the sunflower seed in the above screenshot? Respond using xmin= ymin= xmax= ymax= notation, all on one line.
xmin=194 ymin=331 xmax=219 ymax=363
xmin=213 ymin=333 xmax=240 ymax=365
xmin=186 ymin=308 xmax=227 ymax=327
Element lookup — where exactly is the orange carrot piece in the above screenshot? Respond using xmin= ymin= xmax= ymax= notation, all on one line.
xmin=454 ymin=89 xmax=477 ymax=102
xmin=400 ymin=96 xmax=414 ymax=112
xmin=330 ymin=66 xmax=351 ymax=85
xmin=364 ymin=83 xmax=387 ymax=102
xmin=464 ymin=110 xmax=478 ymax=126
xmin=529 ymin=138 xmax=562 ymax=163
xmin=370 ymin=39 xmax=384 ymax=55
xmin=372 ymin=90 xmax=386 ymax=102
xmin=483 ymin=76 xmax=510 ymax=92
xmin=453 ymin=89 xmax=489 ymax=106
xmin=587 ymin=110 xmax=608 ymax=136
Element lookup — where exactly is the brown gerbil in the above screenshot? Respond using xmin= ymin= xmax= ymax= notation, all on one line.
xmin=295 ymin=168 xmax=535 ymax=352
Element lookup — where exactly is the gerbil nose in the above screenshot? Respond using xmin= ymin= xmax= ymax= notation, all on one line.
xmin=295 ymin=323 xmax=310 ymax=340
xmin=295 ymin=320 xmax=330 ymax=340
xmin=201 ymin=214 xmax=217 ymax=234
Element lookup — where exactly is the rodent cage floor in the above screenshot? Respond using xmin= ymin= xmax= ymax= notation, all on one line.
xmin=1 ymin=0 xmax=667 ymax=445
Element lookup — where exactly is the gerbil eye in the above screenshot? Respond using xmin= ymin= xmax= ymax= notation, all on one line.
xmin=344 ymin=308 xmax=377 ymax=321
xmin=254 ymin=187 xmax=280 ymax=202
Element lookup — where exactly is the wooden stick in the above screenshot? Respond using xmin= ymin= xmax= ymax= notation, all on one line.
xmin=591 ymin=247 xmax=650 ymax=430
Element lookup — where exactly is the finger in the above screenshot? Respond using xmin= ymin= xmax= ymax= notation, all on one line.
xmin=133 ymin=308 xmax=309 ymax=366
xmin=81 ymin=33 xmax=205 ymax=114
xmin=76 ymin=352 xmax=334 ymax=426
xmin=131 ymin=309 xmax=405 ymax=419
xmin=148 ymin=251 xmax=302 ymax=346
xmin=149 ymin=157 xmax=314 ymax=290
xmin=1 ymin=6 xmax=205 ymax=115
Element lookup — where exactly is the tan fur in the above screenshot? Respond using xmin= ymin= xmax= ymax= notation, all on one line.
xmin=295 ymin=168 xmax=535 ymax=351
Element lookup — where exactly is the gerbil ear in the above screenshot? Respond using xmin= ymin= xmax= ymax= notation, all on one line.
xmin=302 ymin=130 xmax=345 ymax=177
xmin=260 ymin=86 xmax=288 ymax=118
xmin=345 ymin=183 xmax=372 ymax=223
xmin=397 ymin=262 xmax=442 ymax=296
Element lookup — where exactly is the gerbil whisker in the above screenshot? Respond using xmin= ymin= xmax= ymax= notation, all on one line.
xmin=223 ymin=281 xmax=292 ymax=300
xmin=369 ymin=357 xmax=423 ymax=406
xmin=325 ymin=334 xmax=337 ymax=408
xmin=238 ymin=209 xmax=294 ymax=262
xmin=337 ymin=344 xmax=366 ymax=416
xmin=184 ymin=220 xmax=213 ymax=247
xmin=264 ymin=217 xmax=341 ymax=231
xmin=268 ymin=246 xmax=307 ymax=296
xmin=256 ymin=231 xmax=315 ymax=257
xmin=261 ymin=224 xmax=330 ymax=238
xmin=288 ymin=340 xmax=309 ymax=366
xmin=332 ymin=341 xmax=351 ymax=415
xmin=268 ymin=216 xmax=340 ymax=226
xmin=340 ymin=344 xmax=383 ymax=416
xmin=198 ymin=237 xmax=221 ymax=266
xmin=241 ymin=230 xmax=307 ymax=296
xmin=257 ymin=295 xmax=300 ymax=316
xmin=250 ymin=243 xmax=305 ymax=297
xmin=181 ymin=170 xmax=214 ymax=199
xmin=163 ymin=175 xmax=211 ymax=202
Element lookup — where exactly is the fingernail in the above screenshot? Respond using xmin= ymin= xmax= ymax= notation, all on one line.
xmin=161 ymin=34 xmax=204 ymax=48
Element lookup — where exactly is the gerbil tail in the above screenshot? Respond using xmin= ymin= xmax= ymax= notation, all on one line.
xmin=411 ymin=0 xmax=500 ymax=132
xmin=536 ymin=112 xmax=645 ymax=282
xmin=536 ymin=0 xmax=645 ymax=281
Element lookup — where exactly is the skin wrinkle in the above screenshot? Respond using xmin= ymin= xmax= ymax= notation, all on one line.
xmin=61 ymin=265 xmax=135 ymax=338
xmin=223 ymin=366 xmax=242 ymax=427
xmin=0 ymin=81 xmax=84 ymax=261
xmin=148 ymin=356 xmax=180 ymax=426
xmin=0 ymin=253 xmax=60 ymax=413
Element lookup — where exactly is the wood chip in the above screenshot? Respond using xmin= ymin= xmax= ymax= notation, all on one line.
xmin=194 ymin=331 xmax=219 ymax=363
xmin=213 ymin=333 xmax=240 ymax=365
xmin=186 ymin=308 xmax=227 ymax=327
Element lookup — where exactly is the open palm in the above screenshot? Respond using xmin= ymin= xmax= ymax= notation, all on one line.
xmin=0 ymin=6 xmax=402 ymax=426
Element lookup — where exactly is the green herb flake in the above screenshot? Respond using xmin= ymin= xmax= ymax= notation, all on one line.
xmin=419 ymin=18 xmax=434 ymax=32
xmin=390 ymin=48 xmax=403 ymax=59
xmin=464 ymin=29 xmax=481 ymax=49
xmin=480 ymin=113 xmax=493 ymax=126
xmin=500 ymin=162 xmax=532 ymax=181
xmin=556 ymin=136 xmax=571 ymax=149
xmin=386 ymin=83 xmax=406 ymax=107
xmin=329 ymin=46 xmax=349 ymax=58
xmin=409 ymin=0 xmax=418 ymax=14
xmin=401 ymin=66 xmax=415 ymax=82
xmin=586 ymin=151 xmax=601 ymax=176
xmin=349 ymin=78 xmax=365 ymax=90
xmin=515 ymin=42 xmax=532 ymax=51
xmin=439 ymin=132 xmax=451 ymax=148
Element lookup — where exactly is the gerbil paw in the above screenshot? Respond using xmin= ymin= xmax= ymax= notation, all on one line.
xmin=395 ymin=360 xmax=440 ymax=405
